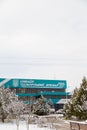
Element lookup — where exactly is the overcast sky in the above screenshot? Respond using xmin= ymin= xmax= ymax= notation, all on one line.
xmin=0 ymin=0 xmax=87 ymax=91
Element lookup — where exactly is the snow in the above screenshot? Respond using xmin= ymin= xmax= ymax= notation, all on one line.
xmin=0 ymin=121 xmax=51 ymax=130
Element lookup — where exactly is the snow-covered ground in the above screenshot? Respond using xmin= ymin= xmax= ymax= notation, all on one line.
xmin=0 ymin=121 xmax=51 ymax=130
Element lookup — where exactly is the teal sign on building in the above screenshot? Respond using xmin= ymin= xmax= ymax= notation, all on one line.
xmin=0 ymin=78 xmax=67 ymax=89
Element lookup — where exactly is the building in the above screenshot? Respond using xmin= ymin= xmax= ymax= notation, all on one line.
xmin=0 ymin=78 xmax=70 ymax=110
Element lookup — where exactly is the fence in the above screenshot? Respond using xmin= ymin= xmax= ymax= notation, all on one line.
xmin=70 ymin=121 xmax=87 ymax=130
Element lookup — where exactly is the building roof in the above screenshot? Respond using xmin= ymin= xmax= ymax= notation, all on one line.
xmin=56 ymin=98 xmax=70 ymax=104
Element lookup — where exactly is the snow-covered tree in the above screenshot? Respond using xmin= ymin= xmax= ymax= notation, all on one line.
xmin=63 ymin=77 xmax=87 ymax=120
xmin=47 ymin=99 xmax=54 ymax=108
xmin=0 ymin=87 xmax=24 ymax=122
xmin=33 ymin=95 xmax=51 ymax=115
xmin=8 ymin=100 xmax=24 ymax=117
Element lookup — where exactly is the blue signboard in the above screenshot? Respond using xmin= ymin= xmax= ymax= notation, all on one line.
xmin=0 ymin=78 xmax=67 ymax=89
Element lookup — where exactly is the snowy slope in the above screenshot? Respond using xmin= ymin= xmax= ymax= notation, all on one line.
xmin=0 ymin=121 xmax=51 ymax=130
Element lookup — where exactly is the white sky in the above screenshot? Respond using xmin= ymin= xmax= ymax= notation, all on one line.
xmin=0 ymin=0 xmax=87 ymax=91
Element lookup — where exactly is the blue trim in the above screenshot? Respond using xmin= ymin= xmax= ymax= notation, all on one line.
xmin=16 ymin=92 xmax=69 ymax=97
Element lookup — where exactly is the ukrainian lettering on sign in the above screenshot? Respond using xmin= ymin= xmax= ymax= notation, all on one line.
xmin=0 ymin=78 xmax=67 ymax=89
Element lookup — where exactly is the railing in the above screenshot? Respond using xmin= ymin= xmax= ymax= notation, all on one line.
xmin=70 ymin=121 xmax=87 ymax=130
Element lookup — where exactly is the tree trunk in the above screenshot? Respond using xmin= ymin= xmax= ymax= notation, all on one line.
xmin=2 ymin=117 xmax=5 ymax=123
